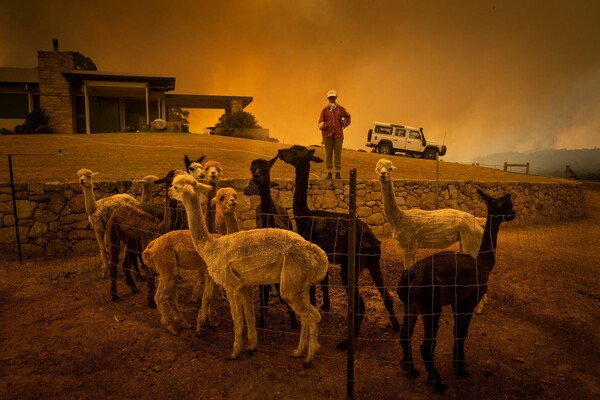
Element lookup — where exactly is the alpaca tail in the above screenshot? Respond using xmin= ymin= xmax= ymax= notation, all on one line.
xmin=142 ymin=239 xmax=158 ymax=274
xmin=308 ymin=243 xmax=329 ymax=284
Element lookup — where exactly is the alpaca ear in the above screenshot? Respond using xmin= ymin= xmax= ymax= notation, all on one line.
xmin=312 ymin=155 xmax=324 ymax=163
xmin=197 ymin=155 xmax=205 ymax=164
xmin=391 ymin=165 xmax=397 ymax=171
xmin=210 ymin=198 xmax=217 ymax=206
xmin=243 ymin=179 xmax=259 ymax=196
xmin=92 ymin=172 xmax=100 ymax=178
xmin=184 ymin=155 xmax=191 ymax=168
xmin=268 ymin=155 xmax=278 ymax=167
xmin=196 ymin=182 xmax=213 ymax=193
xmin=477 ymin=188 xmax=491 ymax=202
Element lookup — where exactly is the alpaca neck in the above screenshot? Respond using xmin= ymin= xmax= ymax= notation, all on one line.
xmin=258 ymin=181 xmax=276 ymax=227
xmin=476 ymin=215 xmax=502 ymax=275
xmin=141 ymin=185 xmax=153 ymax=204
xmin=205 ymin=184 xmax=217 ymax=234
xmin=82 ymin=184 xmax=97 ymax=216
xmin=380 ymin=178 xmax=404 ymax=224
xmin=182 ymin=189 xmax=212 ymax=248
xmin=160 ymin=188 xmax=175 ymax=233
xmin=223 ymin=211 xmax=239 ymax=234
xmin=292 ymin=164 xmax=310 ymax=216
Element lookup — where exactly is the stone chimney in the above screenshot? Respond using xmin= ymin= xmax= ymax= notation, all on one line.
xmin=37 ymin=40 xmax=75 ymax=133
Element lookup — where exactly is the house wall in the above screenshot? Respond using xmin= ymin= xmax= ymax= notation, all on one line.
xmin=0 ymin=178 xmax=585 ymax=258
xmin=37 ymin=51 xmax=76 ymax=133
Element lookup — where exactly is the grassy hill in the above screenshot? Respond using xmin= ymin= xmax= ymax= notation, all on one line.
xmin=0 ymin=133 xmax=569 ymax=184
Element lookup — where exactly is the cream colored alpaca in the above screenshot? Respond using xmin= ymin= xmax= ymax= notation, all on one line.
xmin=77 ymin=168 xmax=138 ymax=277
xmin=169 ymin=174 xmax=328 ymax=364
xmin=143 ymin=187 xmax=241 ymax=335
xmin=376 ymin=159 xmax=488 ymax=312
xmin=375 ymin=159 xmax=486 ymax=266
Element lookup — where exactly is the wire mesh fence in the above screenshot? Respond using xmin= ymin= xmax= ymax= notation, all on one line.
xmin=1 ymin=152 xmax=599 ymax=399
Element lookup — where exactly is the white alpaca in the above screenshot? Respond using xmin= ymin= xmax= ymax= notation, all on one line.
xmin=169 ymin=174 xmax=329 ymax=364
xmin=77 ymin=168 xmax=138 ymax=277
xmin=376 ymin=159 xmax=489 ymax=312
xmin=143 ymin=187 xmax=241 ymax=335
xmin=375 ymin=159 xmax=485 ymax=266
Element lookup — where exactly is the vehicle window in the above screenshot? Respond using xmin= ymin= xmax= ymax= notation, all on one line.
xmin=374 ymin=126 xmax=393 ymax=135
xmin=409 ymin=130 xmax=421 ymax=139
xmin=395 ymin=128 xmax=406 ymax=137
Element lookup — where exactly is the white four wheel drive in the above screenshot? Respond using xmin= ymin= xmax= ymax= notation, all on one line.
xmin=366 ymin=122 xmax=447 ymax=159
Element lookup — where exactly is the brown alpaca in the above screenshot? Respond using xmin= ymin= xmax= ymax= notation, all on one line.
xmin=397 ymin=189 xmax=516 ymax=393
xmin=143 ymin=187 xmax=241 ymax=335
xmin=202 ymin=160 xmax=223 ymax=234
xmin=105 ymin=170 xmax=178 ymax=306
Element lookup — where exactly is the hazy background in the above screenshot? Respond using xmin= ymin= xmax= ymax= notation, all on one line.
xmin=1 ymin=0 xmax=599 ymax=163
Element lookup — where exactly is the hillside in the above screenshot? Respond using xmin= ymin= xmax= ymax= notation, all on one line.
xmin=0 ymin=133 xmax=569 ymax=183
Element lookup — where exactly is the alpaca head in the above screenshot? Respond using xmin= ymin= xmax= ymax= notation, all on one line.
xmin=212 ymin=187 xmax=238 ymax=214
xmin=375 ymin=159 xmax=396 ymax=182
xmin=277 ymin=145 xmax=323 ymax=168
xmin=477 ymin=189 xmax=516 ymax=223
xmin=136 ymin=175 xmax=159 ymax=185
xmin=203 ymin=160 xmax=223 ymax=185
xmin=184 ymin=154 xmax=206 ymax=181
xmin=169 ymin=174 xmax=212 ymax=203
xmin=77 ymin=168 xmax=99 ymax=188
xmin=153 ymin=169 xmax=177 ymax=189
xmin=249 ymin=155 xmax=278 ymax=187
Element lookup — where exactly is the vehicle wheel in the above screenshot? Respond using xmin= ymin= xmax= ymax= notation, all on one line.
xmin=422 ymin=148 xmax=437 ymax=160
xmin=378 ymin=143 xmax=393 ymax=155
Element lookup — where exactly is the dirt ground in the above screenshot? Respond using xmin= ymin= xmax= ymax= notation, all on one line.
xmin=1 ymin=188 xmax=599 ymax=399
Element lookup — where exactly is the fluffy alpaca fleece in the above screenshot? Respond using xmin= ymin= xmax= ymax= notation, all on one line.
xmin=77 ymin=168 xmax=138 ymax=277
xmin=397 ymin=189 xmax=515 ymax=393
xmin=375 ymin=159 xmax=485 ymax=268
xmin=278 ymin=145 xmax=400 ymax=350
xmin=170 ymin=174 xmax=329 ymax=364
xmin=135 ymin=174 xmax=164 ymax=221
xmin=105 ymin=170 xmax=177 ymax=306
xmin=143 ymin=186 xmax=241 ymax=335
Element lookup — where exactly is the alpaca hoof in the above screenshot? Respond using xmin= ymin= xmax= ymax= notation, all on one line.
xmin=292 ymin=349 xmax=303 ymax=358
xmin=257 ymin=319 xmax=266 ymax=329
xmin=429 ymin=381 xmax=448 ymax=394
xmin=455 ymin=366 xmax=470 ymax=378
xmin=401 ymin=364 xmax=420 ymax=377
xmin=111 ymin=295 xmax=121 ymax=303
xmin=227 ymin=352 xmax=240 ymax=360
xmin=302 ymin=357 xmax=315 ymax=367
xmin=290 ymin=322 xmax=299 ymax=330
xmin=246 ymin=348 xmax=257 ymax=356
xmin=320 ymin=304 xmax=330 ymax=311
xmin=164 ymin=325 xmax=179 ymax=335
xmin=335 ymin=339 xmax=348 ymax=351
xmin=130 ymin=287 xmax=141 ymax=294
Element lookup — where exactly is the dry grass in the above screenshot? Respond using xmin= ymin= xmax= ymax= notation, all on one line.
xmin=0 ymin=133 xmax=569 ymax=183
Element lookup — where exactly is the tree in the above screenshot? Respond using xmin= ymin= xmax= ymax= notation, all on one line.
xmin=72 ymin=52 xmax=97 ymax=71
xmin=168 ymin=108 xmax=190 ymax=132
xmin=215 ymin=111 xmax=261 ymax=131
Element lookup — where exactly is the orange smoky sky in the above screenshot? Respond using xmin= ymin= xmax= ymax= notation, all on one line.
xmin=1 ymin=0 xmax=599 ymax=162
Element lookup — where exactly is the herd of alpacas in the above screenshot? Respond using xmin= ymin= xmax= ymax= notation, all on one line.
xmin=76 ymin=144 xmax=515 ymax=393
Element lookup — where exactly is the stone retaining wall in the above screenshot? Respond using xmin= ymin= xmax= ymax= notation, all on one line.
xmin=0 ymin=178 xmax=585 ymax=258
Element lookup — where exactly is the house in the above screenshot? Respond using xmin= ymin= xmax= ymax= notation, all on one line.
xmin=0 ymin=39 xmax=252 ymax=133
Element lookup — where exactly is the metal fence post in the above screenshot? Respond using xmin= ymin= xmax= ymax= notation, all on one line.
xmin=346 ymin=168 xmax=357 ymax=399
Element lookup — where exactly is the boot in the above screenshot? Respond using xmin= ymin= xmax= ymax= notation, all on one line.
xmin=335 ymin=172 xmax=342 ymax=180
xmin=326 ymin=172 xmax=332 ymax=180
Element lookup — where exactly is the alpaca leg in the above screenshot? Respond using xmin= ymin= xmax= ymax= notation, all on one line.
xmin=336 ymin=265 xmax=365 ymax=350
xmin=226 ymin=289 xmax=245 ymax=360
xmin=474 ymin=293 xmax=488 ymax=314
xmin=319 ymin=270 xmax=331 ymax=311
xmin=122 ymin=250 xmax=140 ymax=295
xmin=400 ymin=304 xmax=420 ymax=377
xmin=404 ymin=250 xmax=416 ymax=270
xmin=365 ymin=255 xmax=400 ymax=331
xmin=257 ymin=284 xmax=269 ymax=329
xmin=156 ymin=279 xmax=178 ymax=335
xmin=190 ymin=270 xmax=203 ymax=303
xmin=305 ymin=300 xmax=322 ymax=364
xmin=197 ymin=271 xmax=218 ymax=331
xmin=108 ymin=240 xmax=121 ymax=302
xmin=452 ymin=302 xmax=475 ymax=377
xmin=274 ymin=283 xmax=299 ymax=329
xmin=94 ymin=227 xmax=109 ymax=278
xmin=241 ymin=286 xmax=258 ymax=352
xmin=419 ymin=306 xmax=446 ymax=393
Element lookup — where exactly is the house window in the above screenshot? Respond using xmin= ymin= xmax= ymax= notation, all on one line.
xmin=0 ymin=93 xmax=29 ymax=118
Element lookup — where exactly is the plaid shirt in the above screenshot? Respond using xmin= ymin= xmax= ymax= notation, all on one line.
xmin=319 ymin=104 xmax=351 ymax=139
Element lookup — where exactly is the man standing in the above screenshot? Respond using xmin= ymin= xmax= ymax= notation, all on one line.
xmin=318 ymin=89 xmax=351 ymax=179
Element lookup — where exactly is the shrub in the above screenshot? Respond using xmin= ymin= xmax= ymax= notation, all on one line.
xmin=14 ymin=108 xmax=53 ymax=134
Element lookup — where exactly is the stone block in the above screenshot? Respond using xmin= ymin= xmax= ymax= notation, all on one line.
xmin=0 ymin=226 xmax=29 ymax=244
xmin=35 ymin=209 xmax=58 ymax=223
xmin=28 ymin=221 xmax=48 ymax=237
xmin=16 ymin=200 xmax=36 ymax=219
xmin=67 ymin=229 xmax=96 ymax=240
xmin=28 ymin=183 xmax=45 ymax=195
xmin=46 ymin=239 xmax=71 ymax=256
xmin=47 ymin=193 xmax=67 ymax=214
xmin=69 ymin=194 xmax=86 ymax=213
xmin=20 ymin=244 xmax=46 ymax=258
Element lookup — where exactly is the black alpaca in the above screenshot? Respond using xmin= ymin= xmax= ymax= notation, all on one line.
xmin=244 ymin=155 xmax=299 ymax=329
xmin=397 ymin=189 xmax=516 ymax=393
xmin=278 ymin=145 xmax=400 ymax=349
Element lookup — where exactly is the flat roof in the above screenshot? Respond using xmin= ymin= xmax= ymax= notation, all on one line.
xmin=0 ymin=67 xmax=39 ymax=84
xmin=165 ymin=94 xmax=253 ymax=109
xmin=62 ymin=70 xmax=176 ymax=91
